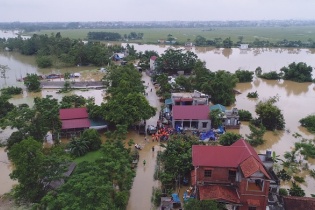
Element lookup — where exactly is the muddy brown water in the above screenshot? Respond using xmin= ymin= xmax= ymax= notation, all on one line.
xmin=1 ymin=38 xmax=315 ymax=200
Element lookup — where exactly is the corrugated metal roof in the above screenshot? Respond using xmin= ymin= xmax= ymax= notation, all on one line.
xmin=210 ymin=104 xmax=226 ymax=112
xmin=172 ymin=105 xmax=209 ymax=120
xmin=61 ymin=119 xmax=90 ymax=130
xmin=59 ymin=107 xmax=88 ymax=120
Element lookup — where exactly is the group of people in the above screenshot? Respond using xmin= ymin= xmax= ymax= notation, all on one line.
xmin=151 ymin=127 xmax=174 ymax=142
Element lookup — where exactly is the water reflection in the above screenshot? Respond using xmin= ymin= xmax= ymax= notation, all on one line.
xmin=222 ymin=48 xmax=232 ymax=58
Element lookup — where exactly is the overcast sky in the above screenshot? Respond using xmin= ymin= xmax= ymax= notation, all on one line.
xmin=1 ymin=0 xmax=315 ymax=22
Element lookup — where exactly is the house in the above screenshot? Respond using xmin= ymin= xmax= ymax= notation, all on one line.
xmin=163 ymin=91 xmax=210 ymax=131
xmin=210 ymin=104 xmax=240 ymax=129
xmin=150 ymin=55 xmax=157 ymax=71
xmin=240 ymin=44 xmax=249 ymax=50
xmin=172 ymin=105 xmax=211 ymax=131
xmin=59 ymin=107 xmax=90 ymax=138
xmin=191 ymin=139 xmax=279 ymax=210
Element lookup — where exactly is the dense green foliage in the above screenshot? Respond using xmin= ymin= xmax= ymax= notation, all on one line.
xmin=258 ymin=71 xmax=282 ymax=80
xmin=295 ymin=141 xmax=315 ymax=159
xmin=100 ymin=65 xmax=156 ymax=128
xmin=157 ymin=135 xmax=201 ymax=189
xmin=210 ymin=109 xmax=223 ymax=128
xmin=247 ymin=91 xmax=258 ymax=98
xmin=255 ymin=96 xmax=285 ymax=130
xmin=184 ymin=199 xmax=224 ymax=210
xmin=0 ymin=94 xmax=14 ymax=118
xmin=280 ymin=62 xmax=313 ymax=82
xmin=24 ymin=73 xmax=41 ymax=92
xmin=1 ymin=95 xmax=61 ymax=148
xmin=246 ymin=123 xmax=266 ymax=147
xmin=279 ymin=188 xmax=289 ymax=196
xmin=238 ymin=109 xmax=252 ymax=121
xmin=155 ymin=48 xmax=198 ymax=74
xmin=288 ymin=182 xmax=305 ymax=197
xmin=0 ymin=86 xmax=23 ymax=95
xmin=60 ymin=94 xmax=87 ymax=108
xmin=4 ymin=33 xmax=113 ymax=68
xmin=87 ymin=31 xmax=122 ymax=41
xmin=40 ymin=140 xmax=135 ymax=210
xmin=234 ymin=70 xmax=254 ymax=82
xmin=277 ymin=169 xmax=292 ymax=181
xmin=299 ymin=115 xmax=315 ymax=133
xmin=8 ymin=138 xmax=69 ymax=203
xmin=219 ymin=132 xmax=242 ymax=146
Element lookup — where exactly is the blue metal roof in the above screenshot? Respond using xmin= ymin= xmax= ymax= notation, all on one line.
xmin=210 ymin=104 xmax=226 ymax=112
xmin=165 ymin=98 xmax=172 ymax=105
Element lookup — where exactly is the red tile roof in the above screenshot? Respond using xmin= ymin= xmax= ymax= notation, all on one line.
xmin=192 ymin=139 xmax=270 ymax=179
xmin=59 ymin=107 xmax=88 ymax=120
xmin=150 ymin=56 xmax=157 ymax=61
xmin=247 ymin=199 xmax=260 ymax=207
xmin=283 ymin=196 xmax=315 ymax=210
xmin=199 ymin=185 xmax=240 ymax=203
xmin=61 ymin=119 xmax=90 ymax=130
xmin=172 ymin=105 xmax=209 ymax=120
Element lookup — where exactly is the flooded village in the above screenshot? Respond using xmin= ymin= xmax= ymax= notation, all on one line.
xmin=1 ymin=29 xmax=315 ymax=210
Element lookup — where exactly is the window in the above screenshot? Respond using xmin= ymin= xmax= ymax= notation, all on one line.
xmin=202 ymin=122 xmax=208 ymax=128
xmin=204 ymin=170 xmax=212 ymax=177
xmin=248 ymin=207 xmax=256 ymax=210
xmin=228 ymin=170 xmax=236 ymax=180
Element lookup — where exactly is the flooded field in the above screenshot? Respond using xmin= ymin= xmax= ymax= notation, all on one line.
xmin=1 ymin=33 xmax=315 ymax=201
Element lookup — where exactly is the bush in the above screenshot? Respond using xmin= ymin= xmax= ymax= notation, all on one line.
xmin=299 ymin=115 xmax=315 ymax=133
xmin=259 ymin=71 xmax=282 ymax=80
xmin=293 ymin=176 xmax=305 ymax=183
xmin=219 ymin=132 xmax=242 ymax=146
xmin=277 ymin=169 xmax=291 ymax=181
xmin=279 ymin=188 xmax=288 ymax=196
xmin=0 ymin=86 xmax=23 ymax=95
xmin=247 ymin=91 xmax=258 ymax=98
xmin=238 ymin=109 xmax=252 ymax=121
xmin=310 ymin=169 xmax=315 ymax=179
xmin=36 ymin=56 xmax=53 ymax=68
xmin=235 ymin=70 xmax=254 ymax=82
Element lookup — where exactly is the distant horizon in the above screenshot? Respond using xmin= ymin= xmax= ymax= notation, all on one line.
xmin=1 ymin=19 xmax=315 ymax=24
xmin=1 ymin=0 xmax=314 ymax=22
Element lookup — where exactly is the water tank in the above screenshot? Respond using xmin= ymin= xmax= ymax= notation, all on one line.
xmin=266 ymin=150 xmax=272 ymax=159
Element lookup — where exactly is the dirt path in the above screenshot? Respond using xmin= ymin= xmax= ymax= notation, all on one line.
xmin=126 ymin=72 xmax=162 ymax=210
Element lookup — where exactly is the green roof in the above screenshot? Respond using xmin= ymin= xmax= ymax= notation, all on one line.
xmin=165 ymin=98 xmax=172 ymax=105
xmin=210 ymin=104 xmax=226 ymax=112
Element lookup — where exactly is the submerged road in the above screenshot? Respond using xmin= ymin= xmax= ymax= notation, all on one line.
xmin=126 ymin=72 xmax=162 ymax=210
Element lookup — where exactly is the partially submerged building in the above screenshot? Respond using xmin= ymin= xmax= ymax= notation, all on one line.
xmin=191 ymin=139 xmax=280 ymax=210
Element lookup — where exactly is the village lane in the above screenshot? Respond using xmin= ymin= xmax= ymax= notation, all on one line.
xmin=126 ymin=72 xmax=162 ymax=210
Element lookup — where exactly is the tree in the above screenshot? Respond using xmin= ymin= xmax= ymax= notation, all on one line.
xmin=223 ymin=37 xmax=233 ymax=48
xmin=67 ymin=137 xmax=89 ymax=157
xmin=206 ymin=70 xmax=239 ymax=106
xmin=246 ymin=123 xmax=266 ymax=147
xmin=299 ymin=115 xmax=315 ymax=133
xmin=210 ymin=109 xmax=223 ymax=129
xmin=24 ymin=73 xmax=41 ymax=92
xmin=280 ymin=62 xmax=313 ymax=82
xmin=247 ymin=91 xmax=259 ymax=98
xmin=36 ymin=55 xmax=53 ymax=68
xmin=255 ymin=66 xmax=262 ymax=76
xmin=259 ymin=71 xmax=282 ymax=80
xmin=194 ymin=35 xmax=207 ymax=46
xmin=158 ymin=135 xmax=201 ymax=188
xmin=234 ymin=70 xmax=254 ymax=82
xmin=41 ymin=140 xmax=135 ymax=210
xmin=100 ymin=92 xmax=156 ymax=127
xmin=60 ymin=94 xmax=86 ymax=108
xmin=184 ymin=199 xmax=224 ymax=210
xmin=155 ymin=49 xmax=198 ymax=74
xmin=219 ymin=132 xmax=242 ymax=146
xmin=255 ymin=96 xmax=285 ymax=130
xmin=8 ymin=138 xmax=69 ymax=203
xmin=288 ymin=182 xmax=305 ymax=197
xmin=0 ymin=86 xmax=23 ymax=95
xmin=80 ymin=129 xmax=102 ymax=151
xmin=0 ymin=94 xmax=14 ymax=118
xmin=238 ymin=109 xmax=252 ymax=121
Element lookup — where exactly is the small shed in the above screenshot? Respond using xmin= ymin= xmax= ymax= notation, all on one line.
xmin=210 ymin=104 xmax=226 ymax=112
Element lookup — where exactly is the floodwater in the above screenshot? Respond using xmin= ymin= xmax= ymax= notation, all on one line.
xmin=1 ymin=32 xmax=315 ymax=200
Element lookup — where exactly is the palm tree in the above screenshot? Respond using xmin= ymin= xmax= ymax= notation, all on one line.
xmin=68 ymin=137 xmax=89 ymax=157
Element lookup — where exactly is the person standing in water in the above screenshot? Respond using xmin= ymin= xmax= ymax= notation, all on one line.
xmin=143 ymin=160 xmax=146 ymax=166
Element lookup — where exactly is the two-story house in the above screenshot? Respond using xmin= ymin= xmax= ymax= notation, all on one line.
xmin=168 ymin=91 xmax=211 ymax=131
xmin=191 ymin=139 xmax=273 ymax=210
